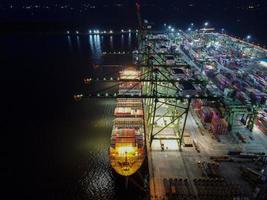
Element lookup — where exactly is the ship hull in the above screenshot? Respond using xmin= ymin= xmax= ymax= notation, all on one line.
xmin=109 ymin=68 xmax=145 ymax=177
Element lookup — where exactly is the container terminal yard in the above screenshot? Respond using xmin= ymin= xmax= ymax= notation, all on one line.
xmin=73 ymin=6 xmax=267 ymax=200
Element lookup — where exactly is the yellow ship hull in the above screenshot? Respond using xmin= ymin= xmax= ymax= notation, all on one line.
xmin=109 ymin=146 xmax=144 ymax=176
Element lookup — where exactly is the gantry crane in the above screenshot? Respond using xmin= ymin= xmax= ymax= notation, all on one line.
xmin=75 ymin=28 xmax=222 ymax=150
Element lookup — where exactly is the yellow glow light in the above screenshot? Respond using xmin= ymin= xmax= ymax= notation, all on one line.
xmin=117 ymin=146 xmax=136 ymax=155
xmin=120 ymin=69 xmax=140 ymax=79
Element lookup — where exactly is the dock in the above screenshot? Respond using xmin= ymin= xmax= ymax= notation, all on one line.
xmin=75 ymin=28 xmax=267 ymax=200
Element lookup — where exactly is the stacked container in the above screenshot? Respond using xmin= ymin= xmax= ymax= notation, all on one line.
xmin=210 ymin=115 xmax=228 ymax=135
xmin=256 ymin=111 xmax=267 ymax=135
xmin=109 ymin=68 xmax=145 ymax=176
xmin=192 ymin=99 xmax=203 ymax=110
xmin=200 ymin=107 xmax=219 ymax=123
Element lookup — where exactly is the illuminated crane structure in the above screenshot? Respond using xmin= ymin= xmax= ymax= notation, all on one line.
xmin=75 ymin=37 xmax=222 ymax=150
xmin=74 ymin=2 xmax=222 ymax=150
xmin=77 ymin=1 xmax=266 ymax=150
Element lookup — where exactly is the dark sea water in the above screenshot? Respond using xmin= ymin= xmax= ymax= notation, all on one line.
xmin=2 ymin=33 xmax=149 ymax=200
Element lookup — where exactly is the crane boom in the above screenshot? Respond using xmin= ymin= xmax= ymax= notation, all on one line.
xmin=136 ymin=1 xmax=143 ymax=30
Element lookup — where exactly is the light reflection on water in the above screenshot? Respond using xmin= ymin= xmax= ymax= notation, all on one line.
xmin=121 ymin=34 xmax=125 ymax=49
xmin=87 ymin=34 xmax=102 ymax=63
xmin=76 ymin=36 xmax=81 ymax=50
xmin=67 ymin=35 xmax=72 ymax=49
xmin=110 ymin=36 xmax=114 ymax=50
xmin=128 ymin=33 xmax=132 ymax=48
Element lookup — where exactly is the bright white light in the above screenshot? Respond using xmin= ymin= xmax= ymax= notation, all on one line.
xmin=128 ymin=29 xmax=131 ymax=32
xmin=168 ymin=26 xmax=172 ymax=29
xmin=121 ymin=29 xmax=124 ymax=32
xmin=66 ymin=31 xmax=70 ymax=34
xmin=204 ymin=22 xmax=209 ymax=26
xmin=171 ymin=28 xmax=175 ymax=32
xmin=109 ymin=30 xmax=113 ymax=33
xmin=117 ymin=146 xmax=135 ymax=155
xmin=247 ymin=35 xmax=251 ymax=40
xmin=191 ymin=23 xmax=194 ymax=26
xmin=259 ymin=61 xmax=267 ymax=68
xmin=206 ymin=65 xmax=214 ymax=70
xmin=89 ymin=30 xmax=92 ymax=34
xmin=188 ymin=28 xmax=192 ymax=31
xmin=75 ymin=31 xmax=79 ymax=34
xmin=93 ymin=30 xmax=99 ymax=34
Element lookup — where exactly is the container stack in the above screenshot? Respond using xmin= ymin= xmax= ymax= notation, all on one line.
xmin=192 ymin=99 xmax=202 ymax=111
xmin=256 ymin=110 xmax=267 ymax=135
xmin=114 ymin=107 xmax=144 ymax=117
xmin=210 ymin=115 xmax=228 ymax=135
xmin=114 ymin=118 xmax=144 ymax=128
xmin=109 ymin=68 xmax=145 ymax=176
xmin=247 ymin=88 xmax=266 ymax=104
xmin=235 ymin=91 xmax=250 ymax=104
xmin=200 ymin=107 xmax=219 ymax=123
xmin=111 ymin=128 xmax=136 ymax=148
xmin=116 ymin=98 xmax=142 ymax=108
xmin=215 ymin=74 xmax=231 ymax=90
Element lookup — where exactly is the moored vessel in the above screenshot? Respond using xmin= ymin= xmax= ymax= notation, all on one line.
xmin=109 ymin=68 xmax=145 ymax=176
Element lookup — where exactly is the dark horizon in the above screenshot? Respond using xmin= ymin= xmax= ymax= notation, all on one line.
xmin=1 ymin=0 xmax=267 ymax=45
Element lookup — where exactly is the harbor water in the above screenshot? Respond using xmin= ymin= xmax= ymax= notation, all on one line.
xmin=2 ymin=33 xmax=149 ymax=200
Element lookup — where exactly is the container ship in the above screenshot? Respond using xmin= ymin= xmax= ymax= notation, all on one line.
xmin=109 ymin=68 xmax=145 ymax=176
xmin=256 ymin=110 xmax=267 ymax=135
